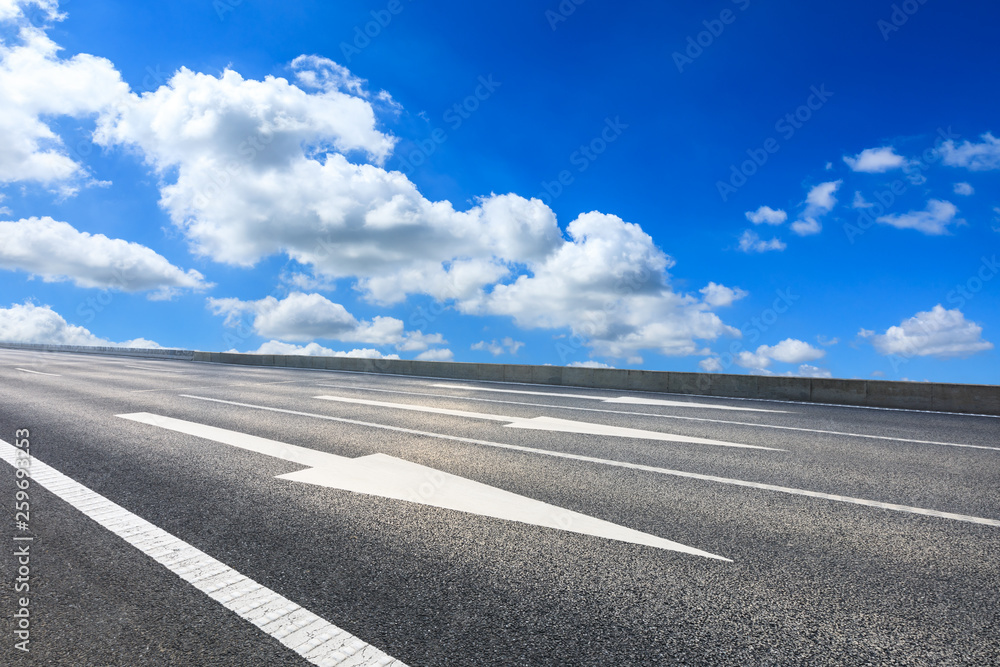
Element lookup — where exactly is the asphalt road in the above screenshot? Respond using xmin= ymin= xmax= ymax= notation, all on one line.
xmin=1 ymin=348 xmax=999 ymax=666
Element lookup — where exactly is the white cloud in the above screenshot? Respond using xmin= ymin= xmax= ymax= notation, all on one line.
xmin=471 ymin=336 xmax=524 ymax=356
xmin=816 ymin=335 xmax=839 ymax=346
xmin=860 ymin=305 xmax=993 ymax=359
xmin=787 ymin=364 xmax=832 ymax=378
xmin=279 ymin=271 xmax=336 ymax=292
xmin=953 ymin=182 xmax=974 ymax=196
xmin=0 ymin=301 xmax=161 ymax=347
xmin=876 ymin=199 xmax=962 ymax=235
xmin=738 ymin=230 xmax=786 ymax=253
xmin=0 ymin=17 xmax=744 ymax=365
xmin=699 ymin=282 xmax=748 ymax=308
xmin=415 ymin=348 xmax=454 ymax=361
xmin=790 ymin=218 xmax=822 ymax=236
xmin=791 ymin=180 xmax=841 ymax=236
xmin=852 ymin=191 xmax=874 ymax=209
xmin=699 ymin=357 xmax=724 ymax=372
xmin=207 ymin=292 xmax=444 ymax=351
xmin=735 ymin=338 xmax=825 ymax=370
xmin=567 ymin=360 xmax=615 ymax=369
xmin=745 ymin=206 xmax=787 ymax=225
xmin=843 ymin=146 xmax=907 ymax=173
xmin=939 ymin=133 xmax=1000 ymax=171
xmin=0 ymin=216 xmax=210 ymax=297
xmin=84 ymin=51 xmax=743 ymax=361
xmin=240 ymin=339 xmax=400 ymax=359
xmin=461 ymin=212 xmax=738 ymax=359
xmin=767 ymin=338 xmax=826 ymax=363
xmin=93 ymin=59 xmax=568 ymax=306
xmin=0 ymin=1 xmax=61 ymax=22
xmin=806 ymin=181 xmax=841 ymax=212
xmin=0 ymin=15 xmax=128 ymax=192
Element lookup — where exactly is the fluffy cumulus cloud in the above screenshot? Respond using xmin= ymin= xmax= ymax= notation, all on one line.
xmin=460 ymin=212 xmax=739 ymax=360
xmin=471 ymin=337 xmax=524 ymax=357
xmin=738 ymin=230 xmax=786 ymax=253
xmin=791 ymin=180 xmax=840 ymax=236
xmin=843 ymin=146 xmax=907 ymax=173
xmin=735 ymin=338 xmax=825 ymax=371
xmin=0 ymin=301 xmax=161 ymax=347
xmin=92 ymin=58 xmax=565 ymax=305
xmin=0 ymin=7 xmax=128 ymax=192
xmin=953 ymin=182 xmax=974 ymax=196
xmin=0 ymin=217 xmax=210 ymax=297
xmin=207 ymin=292 xmax=444 ymax=352
xmin=699 ymin=282 xmax=748 ymax=308
xmin=2 ymin=7 xmax=747 ymax=364
xmin=860 ymin=305 xmax=993 ymax=359
xmin=939 ymin=133 xmax=1000 ymax=171
xmin=876 ymin=199 xmax=962 ymax=235
xmin=240 ymin=339 xmax=400 ymax=359
xmin=745 ymin=206 xmax=787 ymax=225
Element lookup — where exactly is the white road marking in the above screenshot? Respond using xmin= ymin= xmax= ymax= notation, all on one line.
xmin=182 ymin=395 xmax=1000 ymax=528
xmin=303 ymin=368 xmax=999 ymax=419
xmin=118 ymin=413 xmax=729 ymax=559
xmin=121 ymin=364 xmax=187 ymax=374
xmin=432 ymin=383 xmax=785 ymax=412
xmin=313 ymin=395 xmax=778 ymax=451
xmin=15 ymin=368 xmax=61 ymax=376
xmin=316 ymin=383 xmax=1000 ymax=453
xmin=0 ymin=438 xmax=408 ymax=667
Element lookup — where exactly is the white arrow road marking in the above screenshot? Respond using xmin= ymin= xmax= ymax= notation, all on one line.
xmin=179 ymin=396 xmax=1000 ymax=528
xmin=0 ymin=438 xmax=408 ymax=667
xmin=15 ymin=368 xmax=61 ymax=376
xmin=313 ymin=395 xmax=780 ymax=451
xmin=117 ymin=412 xmax=730 ymax=561
xmin=431 ymin=383 xmax=787 ymax=412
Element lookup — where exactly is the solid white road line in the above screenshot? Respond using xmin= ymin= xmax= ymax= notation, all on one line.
xmin=117 ymin=413 xmax=730 ymax=560
xmin=431 ymin=383 xmax=786 ymax=412
xmin=316 ymin=383 xmax=1000 ymax=453
xmin=313 ymin=395 xmax=778 ymax=451
xmin=15 ymin=368 xmax=61 ymax=376
xmin=182 ymin=395 xmax=1000 ymax=528
xmin=121 ymin=364 xmax=187 ymax=374
xmin=0 ymin=439 xmax=408 ymax=667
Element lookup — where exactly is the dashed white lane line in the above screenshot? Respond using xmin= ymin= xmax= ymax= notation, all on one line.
xmin=0 ymin=439 xmax=408 ymax=667
xmin=431 ymin=383 xmax=786 ymax=412
xmin=182 ymin=395 xmax=1000 ymax=528
xmin=313 ymin=395 xmax=778 ymax=451
xmin=15 ymin=368 xmax=61 ymax=376
xmin=315 ymin=383 xmax=1000 ymax=453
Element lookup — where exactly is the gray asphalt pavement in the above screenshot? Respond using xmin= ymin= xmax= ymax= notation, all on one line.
xmin=1 ymin=348 xmax=999 ymax=666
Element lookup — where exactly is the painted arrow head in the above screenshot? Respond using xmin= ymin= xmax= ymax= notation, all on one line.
xmin=118 ymin=412 xmax=731 ymax=561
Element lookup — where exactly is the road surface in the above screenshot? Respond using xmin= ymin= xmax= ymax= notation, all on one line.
xmin=2 ymin=348 xmax=998 ymax=665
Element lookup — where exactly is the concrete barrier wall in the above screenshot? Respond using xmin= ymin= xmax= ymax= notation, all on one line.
xmin=3 ymin=342 xmax=997 ymax=415
xmin=0 ymin=342 xmax=195 ymax=361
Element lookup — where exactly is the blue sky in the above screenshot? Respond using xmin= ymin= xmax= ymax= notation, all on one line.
xmin=1 ymin=0 xmax=998 ymax=383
